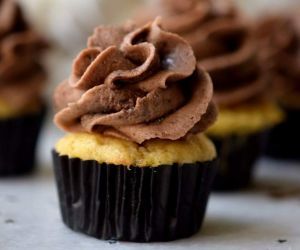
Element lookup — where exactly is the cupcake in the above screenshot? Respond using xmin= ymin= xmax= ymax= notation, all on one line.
xmin=0 ymin=0 xmax=47 ymax=176
xmin=256 ymin=15 xmax=300 ymax=160
xmin=52 ymin=18 xmax=218 ymax=242
xmin=137 ymin=0 xmax=284 ymax=190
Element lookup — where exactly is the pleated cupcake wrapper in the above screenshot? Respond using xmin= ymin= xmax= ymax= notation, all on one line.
xmin=0 ymin=106 xmax=46 ymax=176
xmin=266 ymin=107 xmax=300 ymax=160
xmin=52 ymin=151 xmax=217 ymax=242
xmin=212 ymin=131 xmax=266 ymax=191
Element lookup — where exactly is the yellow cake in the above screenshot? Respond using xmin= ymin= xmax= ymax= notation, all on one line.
xmin=56 ymin=133 xmax=216 ymax=167
xmin=0 ymin=99 xmax=42 ymax=119
xmin=208 ymin=101 xmax=284 ymax=138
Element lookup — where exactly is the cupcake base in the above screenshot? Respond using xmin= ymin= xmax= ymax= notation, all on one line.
xmin=52 ymin=151 xmax=217 ymax=242
xmin=265 ymin=108 xmax=300 ymax=160
xmin=0 ymin=106 xmax=46 ymax=176
xmin=211 ymin=131 xmax=266 ymax=191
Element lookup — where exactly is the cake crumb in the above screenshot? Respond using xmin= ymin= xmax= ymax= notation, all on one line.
xmin=4 ymin=219 xmax=14 ymax=224
xmin=277 ymin=239 xmax=287 ymax=244
xmin=108 ymin=239 xmax=117 ymax=244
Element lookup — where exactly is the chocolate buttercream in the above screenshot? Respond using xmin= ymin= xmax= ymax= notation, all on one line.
xmin=256 ymin=15 xmax=300 ymax=107
xmin=54 ymin=18 xmax=217 ymax=144
xmin=137 ymin=0 xmax=266 ymax=107
xmin=0 ymin=0 xmax=47 ymax=110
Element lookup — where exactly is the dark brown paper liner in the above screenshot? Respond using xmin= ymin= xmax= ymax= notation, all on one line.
xmin=0 ymin=106 xmax=46 ymax=176
xmin=211 ymin=131 xmax=266 ymax=191
xmin=52 ymin=151 xmax=217 ymax=242
xmin=265 ymin=107 xmax=300 ymax=160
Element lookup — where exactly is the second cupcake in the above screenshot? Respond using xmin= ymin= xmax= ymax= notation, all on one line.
xmin=137 ymin=0 xmax=284 ymax=190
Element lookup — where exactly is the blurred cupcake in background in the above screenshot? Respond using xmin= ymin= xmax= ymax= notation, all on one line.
xmin=136 ymin=0 xmax=284 ymax=190
xmin=52 ymin=18 xmax=218 ymax=242
xmin=0 ymin=0 xmax=47 ymax=176
xmin=256 ymin=13 xmax=300 ymax=160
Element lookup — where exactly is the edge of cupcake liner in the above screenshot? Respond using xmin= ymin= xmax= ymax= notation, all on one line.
xmin=211 ymin=131 xmax=267 ymax=191
xmin=0 ymin=105 xmax=46 ymax=176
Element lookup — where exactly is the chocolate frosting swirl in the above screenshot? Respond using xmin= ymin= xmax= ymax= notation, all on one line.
xmin=137 ymin=0 xmax=266 ymax=107
xmin=54 ymin=18 xmax=217 ymax=144
xmin=256 ymin=15 xmax=300 ymax=106
xmin=0 ymin=0 xmax=47 ymax=110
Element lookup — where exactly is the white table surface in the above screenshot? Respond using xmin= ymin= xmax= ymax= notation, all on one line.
xmin=0 ymin=121 xmax=300 ymax=250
